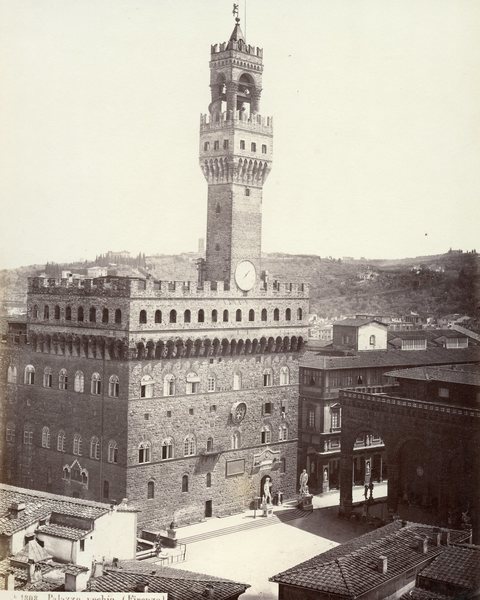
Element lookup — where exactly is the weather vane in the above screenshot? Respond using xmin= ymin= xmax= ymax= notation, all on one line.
xmin=233 ymin=3 xmax=240 ymax=22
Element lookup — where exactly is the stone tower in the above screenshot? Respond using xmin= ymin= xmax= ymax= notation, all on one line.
xmin=200 ymin=17 xmax=272 ymax=285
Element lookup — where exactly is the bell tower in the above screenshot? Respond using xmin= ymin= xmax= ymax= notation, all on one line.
xmin=199 ymin=13 xmax=273 ymax=289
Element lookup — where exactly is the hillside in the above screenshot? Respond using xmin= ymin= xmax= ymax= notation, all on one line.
xmin=1 ymin=251 xmax=478 ymax=331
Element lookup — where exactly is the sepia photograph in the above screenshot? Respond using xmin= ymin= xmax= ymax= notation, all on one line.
xmin=0 ymin=1 xmax=479 ymax=598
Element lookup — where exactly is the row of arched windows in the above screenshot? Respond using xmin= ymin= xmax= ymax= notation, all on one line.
xmin=138 ymin=307 xmax=303 ymax=325
xmin=6 ymin=423 xmax=118 ymax=462
xmin=31 ymin=304 xmax=122 ymax=325
xmin=17 ymin=365 xmax=120 ymax=397
xmin=139 ymin=366 xmax=289 ymax=399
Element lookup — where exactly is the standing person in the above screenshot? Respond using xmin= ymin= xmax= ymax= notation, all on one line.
xmin=368 ymin=481 xmax=374 ymax=500
xmin=364 ymin=484 xmax=369 ymax=500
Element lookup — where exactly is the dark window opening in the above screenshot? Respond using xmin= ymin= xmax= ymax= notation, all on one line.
xmin=139 ymin=310 xmax=147 ymax=324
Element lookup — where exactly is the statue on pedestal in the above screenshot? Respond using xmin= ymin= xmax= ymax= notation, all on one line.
xmin=263 ymin=477 xmax=273 ymax=504
xmin=299 ymin=469 xmax=309 ymax=496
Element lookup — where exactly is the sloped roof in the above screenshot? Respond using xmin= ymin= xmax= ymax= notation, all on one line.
xmin=87 ymin=566 xmax=249 ymax=599
xmin=229 ymin=21 xmax=245 ymax=43
xmin=385 ymin=365 xmax=480 ymax=387
xmin=301 ymin=347 xmax=480 ymax=371
xmin=36 ymin=523 xmax=91 ymax=541
xmin=418 ymin=544 xmax=480 ymax=591
xmin=334 ymin=318 xmax=387 ymax=328
xmin=0 ymin=483 xmax=110 ymax=536
xmin=11 ymin=540 xmax=52 ymax=564
xmin=270 ymin=522 xmax=469 ymax=598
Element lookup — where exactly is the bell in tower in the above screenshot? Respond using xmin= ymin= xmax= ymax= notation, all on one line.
xmin=200 ymin=11 xmax=273 ymax=288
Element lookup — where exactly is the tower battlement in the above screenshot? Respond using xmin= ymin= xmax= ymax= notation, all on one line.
xmin=27 ymin=276 xmax=309 ymax=299
xmin=211 ymin=42 xmax=263 ymax=58
xmin=200 ymin=111 xmax=273 ymax=133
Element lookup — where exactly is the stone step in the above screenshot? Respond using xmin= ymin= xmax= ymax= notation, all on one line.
xmin=177 ymin=507 xmax=311 ymax=545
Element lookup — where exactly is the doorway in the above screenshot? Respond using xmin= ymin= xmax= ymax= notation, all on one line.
xmin=205 ymin=500 xmax=212 ymax=518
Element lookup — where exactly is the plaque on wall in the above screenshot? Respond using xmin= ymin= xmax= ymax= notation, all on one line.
xmin=226 ymin=458 xmax=245 ymax=477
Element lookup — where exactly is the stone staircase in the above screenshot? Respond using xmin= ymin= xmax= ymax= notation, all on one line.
xmin=176 ymin=506 xmax=312 ymax=545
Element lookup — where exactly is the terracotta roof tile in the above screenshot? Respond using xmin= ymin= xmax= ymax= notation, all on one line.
xmin=36 ymin=523 xmax=91 ymax=541
xmin=384 ymin=365 xmax=480 ymax=386
xmin=418 ymin=544 xmax=480 ymax=591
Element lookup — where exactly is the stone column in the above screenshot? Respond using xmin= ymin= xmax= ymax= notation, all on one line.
xmin=250 ymin=88 xmax=262 ymax=114
xmin=339 ymin=451 xmax=354 ymax=516
xmin=226 ymin=82 xmax=238 ymax=117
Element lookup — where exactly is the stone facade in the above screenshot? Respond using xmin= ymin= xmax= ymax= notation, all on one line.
xmin=1 ymin=19 xmax=309 ymax=529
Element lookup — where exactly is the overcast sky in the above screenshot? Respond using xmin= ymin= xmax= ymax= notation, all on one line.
xmin=0 ymin=0 xmax=479 ymax=268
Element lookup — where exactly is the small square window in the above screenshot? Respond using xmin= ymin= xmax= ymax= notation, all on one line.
xmin=144 ymin=413 xmax=150 ymax=420
xmin=166 ymin=410 xmax=172 ymax=417
xmin=245 ymin=188 xmax=250 ymax=196
xmin=240 ymin=140 xmax=245 ymax=150
xmin=214 ymin=140 xmax=219 ymax=150
xmin=204 ymin=141 xmax=210 ymax=151
xmin=262 ymin=144 xmax=267 ymax=154
xmin=80 ymin=539 xmax=85 ymax=551
xmin=189 ymin=408 xmax=194 ymax=415
xmin=210 ymin=404 xmax=217 ymax=412
xmin=264 ymin=402 xmax=272 ymax=415
xmin=251 ymin=142 xmax=256 ymax=152
xmin=223 ymin=139 xmax=229 ymax=149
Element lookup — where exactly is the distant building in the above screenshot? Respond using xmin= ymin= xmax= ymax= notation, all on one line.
xmin=332 ymin=318 xmax=388 ymax=352
xmin=0 ymin=484 xmax=137 ymax=590
xmin=86 ymin=266 xmax=108 ymax=278
xmin=270 ymin=521 xmax=472 ymax=600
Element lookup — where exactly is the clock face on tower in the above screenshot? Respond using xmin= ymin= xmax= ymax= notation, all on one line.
xmin=235 ymin=260 xmax=256 ymax=291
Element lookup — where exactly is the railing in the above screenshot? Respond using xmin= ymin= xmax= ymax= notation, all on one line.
xmin=340 ymin=390 xmax=480 ymax=418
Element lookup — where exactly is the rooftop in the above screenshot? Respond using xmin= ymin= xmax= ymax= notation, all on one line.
xmin=301 ymin=346 xmax=480 ymax=371
xmin=270 ymin=522 xmax=470 ymax=599
xmin=385 ymin=364 xmax=480 ymax=387
xmin=333 ymin=318 xmax=387 ymax=328
xmin=417 ymin=544 xmax=480 ymax=592
xmin=87 ymin=563 xmax=249 ymax=599
xmin=0 ymin=483 xmax=111 ymax=536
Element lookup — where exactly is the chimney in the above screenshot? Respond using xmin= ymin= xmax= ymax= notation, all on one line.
xmin=92 ymin=561 xmax=104 ymax=578
xmin=377 ymin=556 xmax=388 ymax=574
xmin=202 ymin=583 xmax=215 ymax=598
xmin=9 ymin=502 xmax=26 ymax=518
xmin=432 ymin=527 xmax=441 ymax=547
xmin=3 ymin=570 xmax=15 ymax=591
xmin=135 ymin=582 xmax=149 ymax=593
xmin=417 ymin=537 xmax=428 ymax=554
xmin=65 ymin=572 xmax=81 ymax=592
xmin=441 ymin=530 xmax=450 ymax=546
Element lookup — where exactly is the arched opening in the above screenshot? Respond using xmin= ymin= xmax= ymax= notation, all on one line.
xmin=155 ymin=309 xmax=162 ymax=323
xmin=170 ymin=309 xmax=177 ymax=323
xmin=211 ymin=309 xmax=218 ymax=323
xmin=198 ymin=309 xmax=205 ymax=323
xmin=102 ymin=308 xmax=109 ymax=323
xmin=139 ymin=310 xmax=147 ymax=324
xmin=248 ymin=309 xmax=255 ymax=322
xmin=115 ymin=309 xmax=122 ymax=324
xmin=184 ymin=309 xmax=191 ymax=323
xmin=89 ymin=307 xmax=96 ymax=323
xmin=223 ymin=309 xmax=229 ymax=322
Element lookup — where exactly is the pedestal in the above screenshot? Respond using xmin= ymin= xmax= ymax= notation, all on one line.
xmin=262 ymin=502 xmax=273 ymax=517
xmin=298 ymin=494 xmax=313 ymax=511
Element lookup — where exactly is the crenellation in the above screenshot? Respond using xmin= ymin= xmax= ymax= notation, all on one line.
xmin=200 ymin=111 xmax=273 ymax=133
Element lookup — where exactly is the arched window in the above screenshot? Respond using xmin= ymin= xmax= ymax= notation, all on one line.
xmin=207 ymin=375 xmax=216 ymax=392
xmin=184 ymin=434 xmax=196 ymax=457
xmin=261 ymin=308 xmax=267 ymax=321
xmin=223 ymin=309 xmax=229 ymax=322
xmin=7 ymin=365 xmax=17 ymax=384
xmin=279 ymin=424 xmax=288 ymax=441
xmin=108 ymin=440 xmax=118 ymax=463
xmin=73 ymin=434 xmax=82 ymax=456
xmin=155 ymin=310 xmax=162 ymax=323
xmin=90 ymin=436 xmax=100 ymax=460
xmin=44 ymin=305 xmax=50 ymax=320
xmin=231 ymin=431 xmax=241 ymax=449
xmin=163 ymin=374 xmax=175 ymax=397
xmin=89 ymin=307 xmax=96 ymax=323
xmin=263 ymin=368 xmax=273 ymax=387
xmin=54 ymin=305 xmax=61 ymax=320
xmin=280 ymin=366 xmax=290 ymax=386
xmin=57 ymin=430 xmax=66 ymax=452
xmin=162 ymin=437 xmax=174 ymax=460
xmin=109 ymin=374 xmax=119 ymax=397
xmin=77 ymin=306 xmax=84 ymax=322
xmin=236 ymin=309 xmax=242 ymax=322
xmin=140 ymin=375 xmax=154 ymax=398
xmin=184 ymin=309 xmax=191 ymax=323
xmin=211 ymin=309 xmax=218 ymax=323
xmin=74 ymin=370 xmax=84 ymax=393
xmin=41 ymin=426 xmax=50 ymax=448
xmin=6 ymin=422 xmax=15 ymax=443
xmin=198 ymin=309 xmax=205 ymax=323
xmin=297 ymin=308 xmax=303 ymax=320
xmin=138 ymin=441 xmax=151 ymax=463
xmin=43 ymin=367 xmax=53 ymax=388
xmin=369 ymin=335 xmax=376 ymax=347
xmin=59 ymin=368 xmax=68 ymax=390
xmin=65 ymin=306 xmax=72 ymax=320
xmin=115 ymin=309 xmax=122 ymax=324
xmin=169 ymin=309 xmax=177 ymax=323
xmin=249 ymin=309 xmax=255 ymax=321
xmin=139 ymin=310 xmax=147 ymax=324
xmin=63 ymin=467 xmax=70 ymax=480
xmin=215 ymin=202 xmax=221 ymax=213
xmin=233 ymin=372 xmax=242 ymax=391
xmin=273 ymin=308 xmax=280 ymax=321
xmin=261 ymin=425 xmax=271 ymax=444
xmin=91 ymin=372 xmax=101 ymax=395
xmin=206 ymin=437 xmax=214 ymax=452
xmin=186 ymin=372 xmax=200 ymax=394
xmin=102 ymin=308 xmax=109 ymax=323
xmin=147 ymin=480 xmax=155 ymax=499
xmin=206 ymin=473 xmax=212 ymax=488
xmin=285 ymin=308 xmax=291 ymax=321
xmin=103 ymin=480 xmax=109 ymax=499
xmin=32 ymin=305 xmax=38 ymax=319
xmin=182 ymin=475 xmax=189 ymax=493
xmin=24 ymin=365 xmax=35 ymax=385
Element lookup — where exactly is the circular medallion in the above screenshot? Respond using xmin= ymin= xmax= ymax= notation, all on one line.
xmin=231 ymin=401 xmax=247 ymax=424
